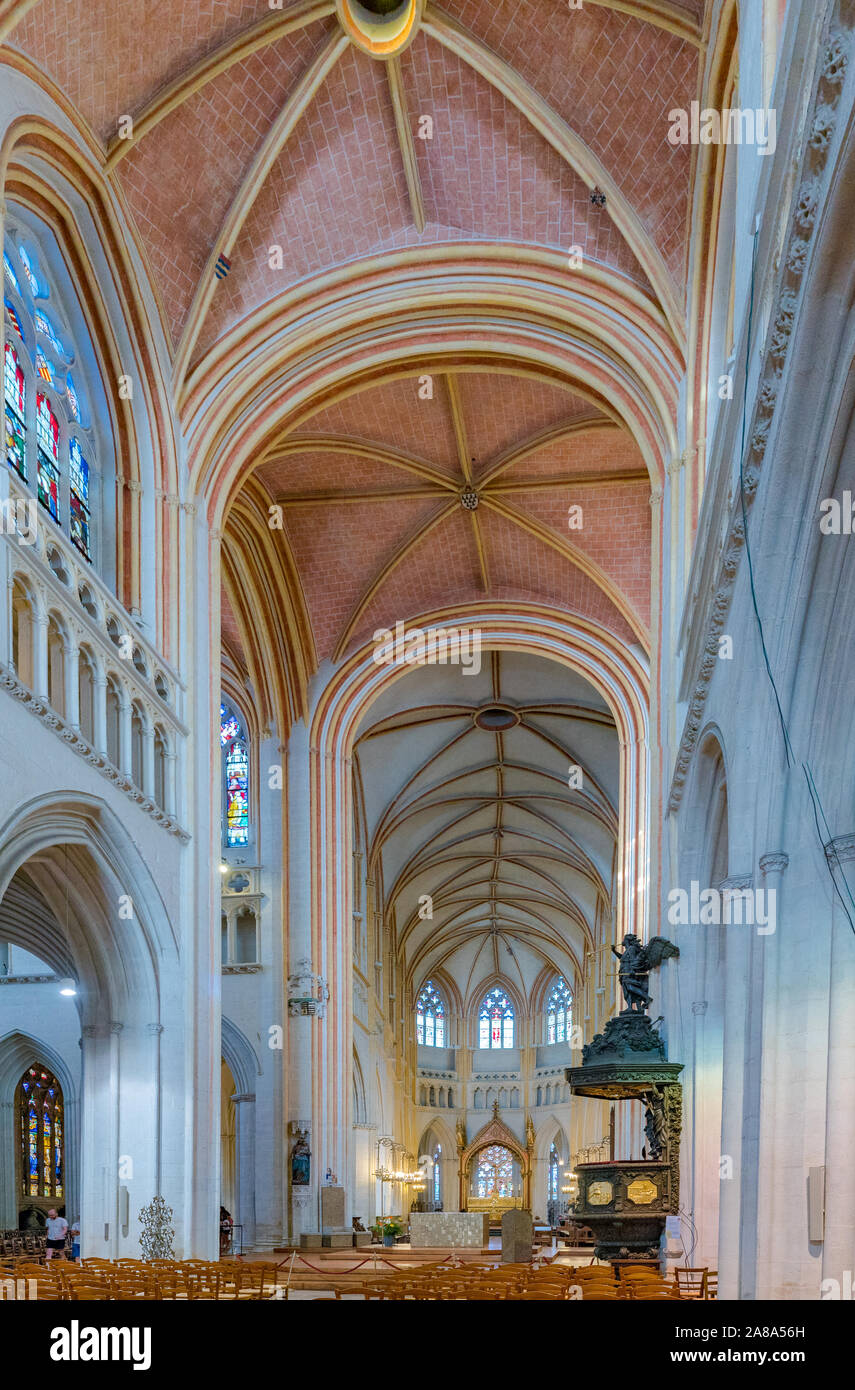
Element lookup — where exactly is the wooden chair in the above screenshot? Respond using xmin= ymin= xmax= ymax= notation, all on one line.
xmin=706 ymin=1271 xmax=718 ymax=1300
xmin=674 ymin=1268 xmax=708 ymax=1299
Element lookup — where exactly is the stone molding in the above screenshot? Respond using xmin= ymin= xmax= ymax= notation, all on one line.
xmin=669 ymin=14 xmax=853 ymax=811
xmin=0 ymin=661 xmax=190 ymax=842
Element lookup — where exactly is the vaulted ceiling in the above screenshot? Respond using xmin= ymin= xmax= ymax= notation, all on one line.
xmin=7 ymin=0 xmax=704 ymax=368
xmin=4 ymin=0 xmax=696 ymax=728
xmin=354 ymin=650 xmax=618 ymax=1003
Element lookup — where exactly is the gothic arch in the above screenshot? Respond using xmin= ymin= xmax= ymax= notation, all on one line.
xmin=0 ymin=1029 xmax=80 ymax=1229
xmin=221 ymin=1016 xmax=260 ymax=1099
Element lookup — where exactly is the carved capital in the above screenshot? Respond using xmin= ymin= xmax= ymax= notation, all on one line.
xmin=759 ymin=852 xmax=789 ymax=877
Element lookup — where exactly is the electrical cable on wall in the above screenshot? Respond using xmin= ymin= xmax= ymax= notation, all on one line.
xmin=736 ymin=226 xmax=855 ymax=937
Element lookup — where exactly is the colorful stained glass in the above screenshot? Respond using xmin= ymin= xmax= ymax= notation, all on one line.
xmin=226 ymin=741 xmax=249 ymax=846
xmin=475 ymin=1144 xmax=514 ymax=1199
xmin=479 ymin=986 xmax=514 ymax=1049
xmin=17 ymin=1065 xmax=64 ymax=1200
xmin=70 ymin=492 xmax=90 ymax=557
xmin=4 ymin=251 xmax=21 ymax=295
xmin=66 ymin=375 xmax=81 ymax=422
xmin=546 ymin=976 xmax=573 ymax=1045
xmin=37 ymin=392 xmax=59 ymax=461
xmin=43 ymin=1108 xmax=51 ymax=1193
xmin=4 ymin=342 xmax=26 ymax=481
xmin=36 ymin=348 xmax=54 ymax=384
xmin=220 ymin=703 xmax=240 ymax=746
xmin=35 ymin=309 xmax=67 ymax=358
xmin=38 ymin=448 xmax=61 ymax=521
xmin=18 ymin=246 xmax=44 ymax=298
xmin=5 ymin=298 xmax=23 ymax=339
xmin=69 ymin=436 xmax=89 ymax=504
xmin=416 ymin=980 xmax=445 ymax=1047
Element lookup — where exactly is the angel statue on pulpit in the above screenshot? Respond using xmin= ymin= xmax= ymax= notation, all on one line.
xmin=611 ymin=934 xmax=679 ymax=1014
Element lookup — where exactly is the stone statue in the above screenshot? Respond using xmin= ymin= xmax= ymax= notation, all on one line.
xmin=611 ymin=934 xmax=679 ymax=1014
xmin=525 ymin=1115 xmax=535 ymax=1149
xmin=291 ymin=1131 xmax=311 ymax=1186
xmin=352 ymin=1215 xmax=366 ymax=1232
xmin=456 ymin=1119 xmax=467 ymax=1151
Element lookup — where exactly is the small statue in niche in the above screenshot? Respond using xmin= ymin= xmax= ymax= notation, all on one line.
xmin=352 ymin=1216 xmax=366 ymax=1232
xmin=456 ymin=1119 xmax=467 ymax=1152
xmin=291 ymin=1132 xmax=311 ymax=1186
xmin=642 ymin=1087 xmax=668 ymax=1161
xmin=611 ymin=934 xmax=679 ymax=1014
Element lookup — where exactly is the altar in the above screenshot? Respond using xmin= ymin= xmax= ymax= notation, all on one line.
xmin=408 ymin=1212 xmax=490 ymax=1248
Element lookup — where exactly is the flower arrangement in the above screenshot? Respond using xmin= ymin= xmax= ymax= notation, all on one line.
xmin=371 ymin=1216 xmax=403 ymax=1245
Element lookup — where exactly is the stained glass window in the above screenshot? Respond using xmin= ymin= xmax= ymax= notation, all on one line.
xmin=549 ymin=1143 xmax=560 ymax=1202
xmin=220 ymin=704 xmax=240 ymax=746
xmin=69 ymin=437 xmax=90 ymax=557
xmin=416 ymin=980 xmax=445 ymax=1047
xmin=35 ymin=347 xmax=54 ymax=384
xmin=221 ymin=703 xmax=249 ymax=847
xmin=4 ymin=250 xmax=21 ymax=295
xmin=5 ymin=341 xmax=26 ymax=480
xmin=16 ymin=1065 xmax=64 ymax=1200
xmin=4 ymin=226 xmax=100 ymax=563
xmin=35 ymin=309 xmax=68 ymax=359
xmin=66 ymin=376 xmax=81 ymax=422
xmin=546 ymin=976 xmax=573 ymax=1044
xmin=479 ymin=986 xmax=514 ymax=1049
xmin=5 ymin=298 xmax=23 ymax=339
xmin=475 ymin=1144 xmax=514 ymax=1199
xmin=37 ymin=392 xmax=60 ymax=521
xmin=433 ymin=1145 xmax=441 ymax=1206
xmin=18 ymin=245 xmax=44 ymax=298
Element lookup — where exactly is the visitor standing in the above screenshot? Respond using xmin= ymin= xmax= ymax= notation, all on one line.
xmin=70 ymin=1218 xmax=80 ymax=1262
xmin=45 ymin=1208 xmax=67 ymax=1261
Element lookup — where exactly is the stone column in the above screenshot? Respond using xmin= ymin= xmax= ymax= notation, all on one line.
xmin=118 ymin=694 xmax=132 ymax=778
xmin=142 ymin=723 xmax=155 ymax=797
xmin=0 ymin=1099 xmax=14 ymax=1228
xmin=92 ymin=672 xmax=108 ymax=756
xmin=63 ymin=636 xmax=80 ymax=730
xmin=232 ymin=1093 xmax=256 ymax=1251
xmin=32 ymin=611 xmax=48 ymax=701
xmin=819 ymin=837 xmax=855 ymax=1293
xmin=147 ymin=1024 xmax=164 ymax=1196
xmin=716 ymin=874 xmax=753 ymax=1299
xmin=287 ymin=719 xmax=318 ymax=1240
xmin=164 ymin=750 xmax=177 ymax=817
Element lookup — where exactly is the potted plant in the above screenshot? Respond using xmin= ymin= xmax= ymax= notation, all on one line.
xmin=373 ymin=1217 xmax=402 ymax=1247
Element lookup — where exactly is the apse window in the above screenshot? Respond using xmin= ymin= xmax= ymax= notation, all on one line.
xmin=479 ymin=986 xmax=514 ymax=1048
xmin=4 ymin=228 xmax=98 ymax=563
xmin=416 ymin=979 xmax=445 ymax=1047
xmin=221 ymin=702 xmax=250 ymax=847
xmin=546 ymin=976 xmax=573 ymax=1044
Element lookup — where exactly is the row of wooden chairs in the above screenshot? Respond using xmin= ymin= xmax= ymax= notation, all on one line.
xmin=339 ymin=1260 xmax=595 ymax=1301
xmin=0 ymin=1257 xmax=285 ymax=1301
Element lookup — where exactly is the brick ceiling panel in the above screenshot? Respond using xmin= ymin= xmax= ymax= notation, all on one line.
xmin=508 ymin=481 xmax=652 ymax=623
xmin=257 ymin=450 xmax=442 ymax=498
xmin=117 ymin=28 xmax=326 ymax=346
xmin=197 ymin=45 xmax=417 ymax=353
xmin=301 ymin=377 xmax=461 ymax=474
xmin=220 ymin=583 xmax=246 ymax=668
xmin=440 ymin=0 xmax=698 ymax=281
xmin=399 ymin=36 xmax=650 ymax=285
xmin=349 ymin=509 xmax=484 ymax=653
xmin=497 ymin=425 xmax=646 ymax=483
xmin=478 ymin=506 xmax=637 ymax=644
xmin=284 ymin=495 xmax=445 ymax=660
xmin=452 ymin=373 xmax=601 ymax=467
xmin=10 ymin=0 xmax=275 ymax=142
